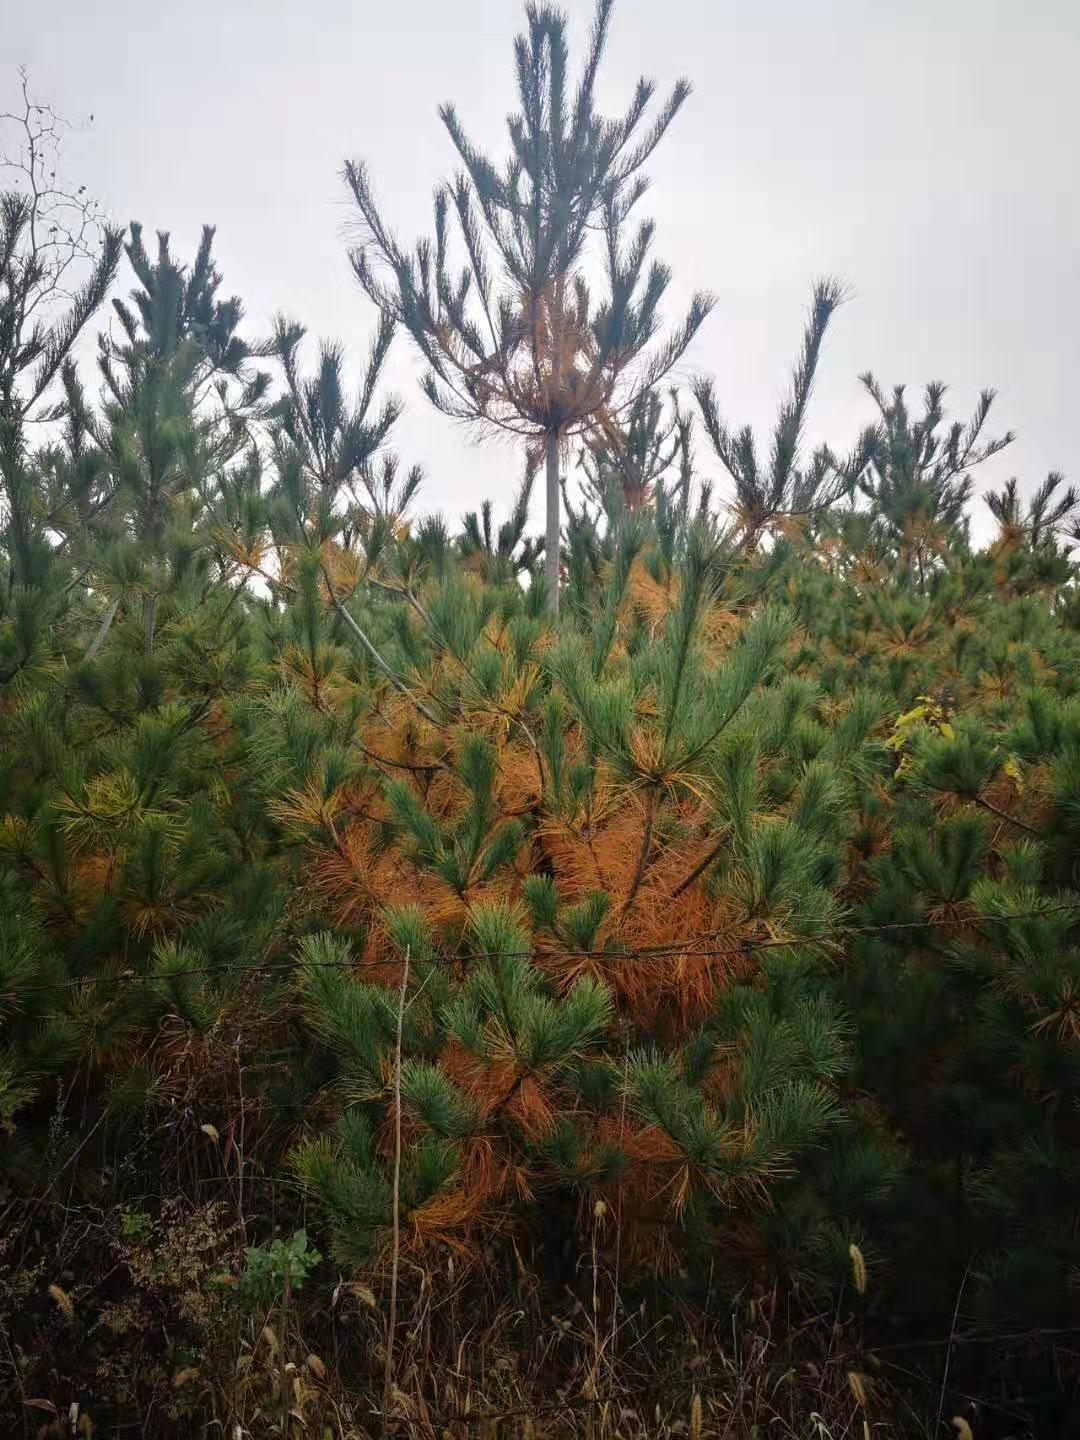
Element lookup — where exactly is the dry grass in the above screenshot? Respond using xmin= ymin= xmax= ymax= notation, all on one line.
xmin=0 ymin=1157 xmax=937 ymax=1440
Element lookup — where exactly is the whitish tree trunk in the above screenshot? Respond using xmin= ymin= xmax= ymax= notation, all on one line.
xmin=84 ymin=594 xmax=120 ymax=661
xmin=144 ymin=592 xmax=157 ymax=658
xmin=545 ymin=429 xmax=560 ymax=616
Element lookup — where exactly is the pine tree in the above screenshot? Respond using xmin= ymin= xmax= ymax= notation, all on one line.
xmin=459 ymin=455 xmax=545 ymax=584
xmin=0 ymin=224 xmax=276 ymax=1182
xmin=255 ymin=511 xmax=908 ymax=1287
xmin=855 ymin=374 xmax=1014 ymax=584
xmin=113 ymin=227 xmax=265 ymax=630
xmin=693 ymin=280 xmax=877 ymax=553
xmin=267 ymin=311 xmax=420 ymax=546
xmin=773 ymin=458 xmax=1080 ymax=1403
xmin=343 ymin=0 xmax=713 ymax=613
xmin=576 ymin=386 xmax=695 ymax=520
xmin=984 ymin=471 xmax=1079 ymax=597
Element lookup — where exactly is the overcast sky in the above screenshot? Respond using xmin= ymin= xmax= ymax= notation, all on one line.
xmin=5 ymin=0 xmax=1078 ymax=537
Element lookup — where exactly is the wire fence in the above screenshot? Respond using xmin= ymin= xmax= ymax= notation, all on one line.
xmin=13 ymin=902 xmax=1079 ymax=996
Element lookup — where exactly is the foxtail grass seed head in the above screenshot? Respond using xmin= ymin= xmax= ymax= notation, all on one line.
xmin=849 ymin=1243 xmax=867 ymax=1295
xmin=952 ymin=1420 xmax=974 ymax=1440
xmin=690 ymin=1390 xmax=703 ymax=1440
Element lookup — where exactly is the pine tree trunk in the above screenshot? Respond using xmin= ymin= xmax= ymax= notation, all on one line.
xmin=144 ymin=591 xmax=157 ymax=658
xmin=545 ymin=429 xmax=560 ymax=616
xmin=84 ymin=595 xmax=120 ymax=662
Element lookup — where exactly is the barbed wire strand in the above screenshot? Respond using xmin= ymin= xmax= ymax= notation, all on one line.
xmin=10 ymin=903 xmax=1078 ymax=997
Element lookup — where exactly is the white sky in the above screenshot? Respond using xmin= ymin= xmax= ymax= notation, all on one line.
xmin=5 ymin=0 xmax=1078 ymax=539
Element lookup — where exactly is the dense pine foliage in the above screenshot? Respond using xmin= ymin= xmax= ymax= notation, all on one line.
xmin=2 ymin=8 xmax=1080 ymax=1437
